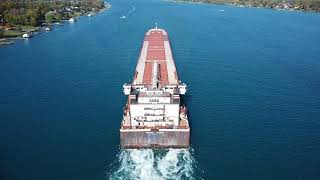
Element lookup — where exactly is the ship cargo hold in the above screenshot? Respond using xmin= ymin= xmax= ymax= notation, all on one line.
xmin=120 ymin=28 xmax=189 ymax=148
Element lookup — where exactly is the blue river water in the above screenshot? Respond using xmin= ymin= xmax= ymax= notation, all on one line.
xmin=1 ymin=0 xmax=320 ymax=179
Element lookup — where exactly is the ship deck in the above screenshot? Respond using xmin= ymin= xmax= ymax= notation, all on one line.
xmin=133 ymin=29 xmax=178 ymax=86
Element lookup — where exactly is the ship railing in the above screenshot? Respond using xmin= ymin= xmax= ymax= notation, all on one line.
xmin=123 ymin=103 xmax=130 ymax=116
xmin=121 ymin=125 xmax=189 ymax=130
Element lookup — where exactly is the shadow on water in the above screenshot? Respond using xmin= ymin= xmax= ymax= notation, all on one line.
xmin=106 ymin=148 xmax=204 ymax=180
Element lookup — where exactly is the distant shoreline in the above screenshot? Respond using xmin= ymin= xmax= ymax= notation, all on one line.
xmin=173 ymin=0 xmax=320 ymax=13
xmin=0 ymin=2 xmax=111 ymax=47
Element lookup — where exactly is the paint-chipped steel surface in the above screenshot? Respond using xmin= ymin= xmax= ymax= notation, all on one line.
xmin=120 ymin=130 xmax=189 ymax=148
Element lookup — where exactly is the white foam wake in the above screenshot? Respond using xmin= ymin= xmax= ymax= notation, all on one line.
xmin=126 ymin=5 xmax=136 ymax=17
xmin=107 ymin=148 xmax=201 ymax=180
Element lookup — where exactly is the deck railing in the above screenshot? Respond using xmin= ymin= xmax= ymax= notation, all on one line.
xmin=121 ymin=125 xmax=189 ymax=130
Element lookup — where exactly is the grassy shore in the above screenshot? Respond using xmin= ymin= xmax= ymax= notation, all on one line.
xmin=3 ymin=25 xmax=40 ymax=37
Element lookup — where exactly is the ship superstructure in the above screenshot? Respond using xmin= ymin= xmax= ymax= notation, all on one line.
xmin=120 ymin=28 xmax=189 ymax=148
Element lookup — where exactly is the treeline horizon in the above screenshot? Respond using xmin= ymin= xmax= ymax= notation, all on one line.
xmin=179 ymin=0 xmax=320 ymax=11
xmin=0 ymin=0 xmax=105 ymax=27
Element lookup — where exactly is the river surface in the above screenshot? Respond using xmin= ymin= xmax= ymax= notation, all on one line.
xmin=1 ymin=0 xmax=320 ymax=179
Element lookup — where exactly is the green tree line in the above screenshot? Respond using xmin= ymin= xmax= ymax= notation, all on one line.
xmin=179 ymin=0 xmax=320 ymax=11
xmin=0 ymin=0 xmax=105 ymax=27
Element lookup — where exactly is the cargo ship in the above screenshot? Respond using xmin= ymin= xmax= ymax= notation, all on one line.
xmin=120 ymin=27 xmax=189 ymax=148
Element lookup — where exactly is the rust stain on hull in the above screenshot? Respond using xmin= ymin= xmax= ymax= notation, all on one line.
xmin=120 ymin=130 xmax=190 ymax=148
